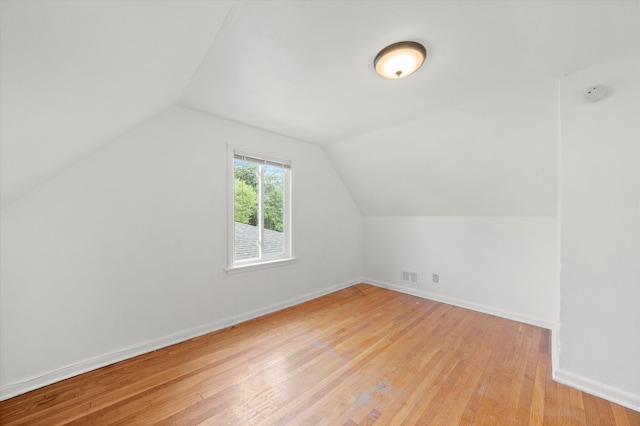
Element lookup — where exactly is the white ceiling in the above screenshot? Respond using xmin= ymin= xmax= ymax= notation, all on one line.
xmin=1 ymin=0 xmax=639 ymax=208
xmin=0 ymin=0 xmax=234 ymax=208
xmin=180 ymin=0 xmax=640 ymax=144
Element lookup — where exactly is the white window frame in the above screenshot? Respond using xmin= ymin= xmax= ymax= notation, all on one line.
xmin=226 ymin=147 xmax=294 ymax=274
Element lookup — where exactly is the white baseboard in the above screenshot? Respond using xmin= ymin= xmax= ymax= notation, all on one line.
xmin=553 ymin=368 xmax=640 ymax=412
xmin=0 ymin=278 xmax=360 ymax=401
xmin=362 ymin=278 xmax=555 ymax=330
xmin=229 ymin=278 xmax=358 ymax=326
xmin=364 ymin=278 xmax=640 ymax=412
xmin=0 ymin=317 xmax=234 ymax=401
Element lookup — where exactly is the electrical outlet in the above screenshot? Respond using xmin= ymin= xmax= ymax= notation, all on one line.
xmin=432 ymin=274 xmax=439 ymax=283
xmin=401 ymin=270 xmax=419 ymax=284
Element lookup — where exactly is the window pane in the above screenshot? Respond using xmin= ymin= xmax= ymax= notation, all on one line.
xmin=234 ymin=160 xmax=259 ymax=260
xmin=263 ymin=166 xmax=285 ymax=256
xmin=230 ymin=151 xmax=291 ymax=268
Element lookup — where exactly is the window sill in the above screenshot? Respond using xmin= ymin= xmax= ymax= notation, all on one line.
xmin=225 ymin=257 xmax=297 ymax=275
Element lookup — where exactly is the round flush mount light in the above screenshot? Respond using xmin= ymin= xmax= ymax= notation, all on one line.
xmin=374 ymin=41 xmax=426 ymax=79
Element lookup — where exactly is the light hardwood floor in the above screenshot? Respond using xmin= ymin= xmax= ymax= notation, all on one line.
xmin=1 ymin=284 xmax=638 ymax=425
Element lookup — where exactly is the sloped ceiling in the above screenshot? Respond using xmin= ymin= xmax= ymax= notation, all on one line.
xmin=180 ymin=0 xmax=640 ymax=144
xmin=0 ymin=0 xmax=235 ymax=208
xmin=2 ymin=0 xmax=639 ymax=209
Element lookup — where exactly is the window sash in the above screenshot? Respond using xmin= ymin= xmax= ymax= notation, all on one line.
xmin=230 ymin=150 xmax=292 ymax=270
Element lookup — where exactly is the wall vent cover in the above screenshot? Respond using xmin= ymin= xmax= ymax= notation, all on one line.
xmin=401 ymin=270 xmax=419 ymax=284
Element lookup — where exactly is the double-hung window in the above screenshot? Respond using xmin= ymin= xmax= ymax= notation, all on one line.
xmin=228 ymin=150 xmax=293 ymax=272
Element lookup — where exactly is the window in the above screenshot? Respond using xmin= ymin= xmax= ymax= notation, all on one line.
xmin=228 ymin=150 xmax=293 ymax=272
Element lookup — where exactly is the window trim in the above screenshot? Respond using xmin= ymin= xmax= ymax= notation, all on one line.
xmin=225 ymin=257 xmax=297 ymax=275
xmin=226 ymin=146 xmax=294 ymax=274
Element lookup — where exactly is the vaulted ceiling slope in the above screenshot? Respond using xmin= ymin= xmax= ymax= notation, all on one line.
xmin=0 ymin=0 xmax=235 ymax=208
xmin=179 ymin=0 xmax=639 ymax=144
xmin=1 ymin=1 xmax=639 ymax=209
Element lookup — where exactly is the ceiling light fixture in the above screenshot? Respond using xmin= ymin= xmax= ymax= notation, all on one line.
xmin=374 ymin=41 xmax=426 ymax=79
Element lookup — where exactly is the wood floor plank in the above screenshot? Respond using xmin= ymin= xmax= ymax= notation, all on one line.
xmin=513 ymin=326 xmax=541 ymax=425
xmin=583 ymin=392 xmax=617 ymax=425
xmin=1 ymin=284 xmax=638 ymax=425
xmin=528 ymin=338 xmax=547 ymax=425
xmin=625 ymin=406 xmax=640 ymax=425
xmin=569 ymin=387 xmax=587 ymax=424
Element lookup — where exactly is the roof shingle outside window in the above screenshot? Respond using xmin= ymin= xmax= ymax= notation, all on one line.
xmin=234 ymin=222 xmax=284 ymax=260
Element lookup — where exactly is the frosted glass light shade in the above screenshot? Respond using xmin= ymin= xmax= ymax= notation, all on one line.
xmin=374 ymin=41 xmax=426 ymax=79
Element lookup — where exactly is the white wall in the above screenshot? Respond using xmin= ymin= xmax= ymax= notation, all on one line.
xmin=0 ymin=0 xmax=235 ymax=208
xmin=557 ymin=53 xmax=640 ymax=410
xmin=329 ymin=80 xmax=560 ymax=329
xmin=0 ymin=106 xmax=363 ymax=399
xmin=326 ymin=80 xmax=558 ymax=217
xmin=364 ymin=217 xmax=557 ymax=328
